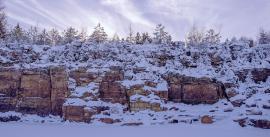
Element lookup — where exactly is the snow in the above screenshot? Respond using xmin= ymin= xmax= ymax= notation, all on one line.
xmin=1 ymin=40 xmax=270 ymax=131
xmin=70 ymin=82 xmax=99 ymax=97
xmin=0 ymin=122 xmax=269 ymax=137
xmin=130 ymin=93 xmax=163 ymax=104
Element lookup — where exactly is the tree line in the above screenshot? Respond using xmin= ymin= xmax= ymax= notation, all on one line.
xmin=0 ymin=1 xmax=270 ymax=46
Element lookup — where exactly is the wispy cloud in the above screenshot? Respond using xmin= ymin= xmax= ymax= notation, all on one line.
xmin=5 ymin=0 xmax=270 ymax=40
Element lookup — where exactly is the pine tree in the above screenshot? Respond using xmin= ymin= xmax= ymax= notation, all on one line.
xmin=135 ymin=32 xmax=142 ymax=44
xmin=0 ymin=1 xmax=6 ymax=39
xmin=126 ymin=24 xmax=135 ymax=43
xmin=11 ymin=23 xmax=25 ymax=43
xmin=203 ymin=29 xmax=221 ymax=45
xmin=90 ymin=23 xmax=107 ymax=43
xmin=112 ymin=33 xmax=120 ymax=42
xmin=27 ymin=26 xmax=39 ymax=44
xmin=48 ymin=28 xmax=61 ymax=46
xmin=258 ymin=29 xmax=270 ymax=44
xmin=63 ymin=27 xmax=78 ymax=44
xmin=78 ymin=28 xmax=88 ymax=42
xmin=37 ymin=29 xmax=50 ymax=45
xmin=142 ymin=32 xmax=152 ymax=44
xmin=153 ymin=24 xmax=171 ymax=44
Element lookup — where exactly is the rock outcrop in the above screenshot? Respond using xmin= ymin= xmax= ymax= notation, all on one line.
xmin=99 ymin=68 xmax=127 ymax=104
xmin=165 ymin=74 xmax=226 ymax=104
xmin=0 ymin=69 xmax=21 ymax=111
xmin=0 ymin=67 xmax=68 ymax=116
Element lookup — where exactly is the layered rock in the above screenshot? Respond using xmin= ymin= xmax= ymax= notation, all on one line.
xmin=18 ymin=69 xmax=52 ymax=115
xmin=126 ymin=82 xmax=168 ymax=112
xmin=130 ymin=100 xmax=164 ymax=112
xmin=0 ymin=68 xmax=21 ymax=97
xmin=50 ymin=67 xmax=69 ymax=115
xmin=62 ymin=105 xmax=87 ymax=122
xmin=0 ymin=67 xmax=68 ymax=116
xmin=0 ymin=69 xmax=21 ymax=112
xmin=99 ymin=68 xmax=127 ymax=104
xmin=165 ymin=74 xmax=226 ymax=104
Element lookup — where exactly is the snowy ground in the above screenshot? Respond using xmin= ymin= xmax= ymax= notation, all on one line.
xmin=0 ymin=121 xmax=269 ymax=137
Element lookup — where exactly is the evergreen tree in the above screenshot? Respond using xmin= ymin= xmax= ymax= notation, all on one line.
xmin=48 ymin=28 xmax=61 ymax=46
xmin=0 ymin=1 xmax=6 ymax=39
xmin=90 ymin=23 xmax=107 ymax=43
xmin=63 ymin=27 xmax=78 ymax=44
xmin=112 ymin=33 xmax=120 ymax=42
xmin=258 ymin=29 xmax=270 ymax=44
xmin=37 ymin=29 xmax=50 ymax=45
xmin=202 ymin=29 xmax=221 ymax=45
xmin=142 ymin=32 xmax=152 ymax=44
xmin=27 ymin=26 xmax=39 ymax=44
xmin=186 ymin=24 xmax=204 ymax=46
xmin=78 ymin=28 xmax=88 ymax=42
xmin=135 ymin=32 xmax=142 ymax=44
xmin=11 ymin=23 xmax=25 ymax=43
xmin=153 ymin=24 xmax=171 ymax=44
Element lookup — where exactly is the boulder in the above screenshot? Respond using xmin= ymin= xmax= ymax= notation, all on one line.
xmin=99 ymin=118 xmax=114 ymax=124
xmin=0 ymin=115 xmax=20 ymax=122
xmin=182 ymin=83 xmax=219 ymax=104
xmin=235 ymin=69 xmax=249 ymax=82
xmin=251 ymin=68 xmax=270 ymax=83
xmin=62 ymin=105 xmax=85 ymax=122
xmin=231 ymin=99 xmax=245 ymax=107
xmin=235 ymin=118 xmax=270 ymax=129
xmin=201 ymin=115 xmax=214 ymax=124
xmin=63 ymin=105 xmax=106 ymax=123
xmin=250 ymin=119 xmax=270 ymax=129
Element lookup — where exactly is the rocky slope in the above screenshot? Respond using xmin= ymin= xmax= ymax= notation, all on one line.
xmin=0 ymin=40 xmax=269 ymax=129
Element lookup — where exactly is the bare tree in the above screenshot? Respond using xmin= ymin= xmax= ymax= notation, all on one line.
xmin=48 ymin=28 xmax=62 ymax=46
xmin=185 ymin=24 xmax=204 ymax=46
xmin=126 ymin=24 xmax=135 ymax=43
xmin=27 ymin=26 xmax=39 ymax=44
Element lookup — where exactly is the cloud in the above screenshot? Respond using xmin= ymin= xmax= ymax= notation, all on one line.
xmin=4 ymin=0 xmax=270 ymax=40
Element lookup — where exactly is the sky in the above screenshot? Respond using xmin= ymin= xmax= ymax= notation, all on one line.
xmin=4 ymin=0 xmax=270 ymax=41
